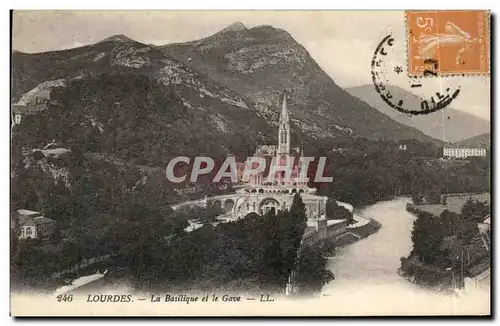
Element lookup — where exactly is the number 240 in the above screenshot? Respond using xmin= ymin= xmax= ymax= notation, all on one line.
xmin=57 ymin=294 xmax=73 ymax=302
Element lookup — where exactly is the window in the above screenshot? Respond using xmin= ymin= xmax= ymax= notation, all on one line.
xmin=25 ymin=227 xmax=33 ymax=238
xmin=14 ymin=115 xmax=21 ymax=124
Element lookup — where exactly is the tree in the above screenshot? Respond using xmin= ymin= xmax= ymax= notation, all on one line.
xmin=439 ymin=209 xmax=460 ymax=238
xmin=426 ymin=188 xmax=442 ymax=204
xmin=276 ymin=194 xmax=307 ymax=287
xmin=296 ymin=246 xmax=334 ymax=294
xmin=412 ymin=192 xmax=424 ymax=205
xmin=325 ymin=198 xmax=353 ymax=224
xmin=461 ymin=199 xmax=490 ymax=224
xmin=410 ymin=211 xmax=446 ymax=264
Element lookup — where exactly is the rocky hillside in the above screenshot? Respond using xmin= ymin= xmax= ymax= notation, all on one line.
xmin=162 ymin=22 xmax=440 ymax=143
xmin=347 ymin=84 xmax=490 ymax=143
xmin=12 ymin=36 xmax=287 ymax=163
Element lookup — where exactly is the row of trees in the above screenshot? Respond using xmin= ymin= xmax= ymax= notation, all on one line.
xmin=119 ymin=194 xmax=333 ymax=294
xmin=11 ymin=150 xmax=334 ymax=295
xmin=10 ymin=138 xmax=190 ymax=286
xmin=401 ymin=199 xmax=490 ymax=285
xmin=307 ymin=137 xmax=489 ymax=207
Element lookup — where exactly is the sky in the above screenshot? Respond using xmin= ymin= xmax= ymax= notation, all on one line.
xmin=12 ymin=10 xmax=490 ymax=120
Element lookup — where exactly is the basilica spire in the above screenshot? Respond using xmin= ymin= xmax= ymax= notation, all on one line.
xmin=278 ymin=91 xmax=290 ymax=156
xmin=279 ymin=91 xmax=289 ymax=126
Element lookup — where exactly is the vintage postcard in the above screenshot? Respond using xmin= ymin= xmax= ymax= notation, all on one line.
xmin=10 ymin=10 xmax=491 ymax=316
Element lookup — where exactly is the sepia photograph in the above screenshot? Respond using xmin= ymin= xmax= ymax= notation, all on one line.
xmin=9 ymin=9 xmax=491 ymax=316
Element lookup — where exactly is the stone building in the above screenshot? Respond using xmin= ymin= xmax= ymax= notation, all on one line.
xmin=13 ymin=209 xmax=56 ymax=240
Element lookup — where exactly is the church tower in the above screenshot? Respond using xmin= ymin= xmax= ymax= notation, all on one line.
xmin=278 ymin=91 xmax=290 ymax=156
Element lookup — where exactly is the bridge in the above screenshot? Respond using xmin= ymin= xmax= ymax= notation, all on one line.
xmin=172 ymin=188 xmax=355 ymax=221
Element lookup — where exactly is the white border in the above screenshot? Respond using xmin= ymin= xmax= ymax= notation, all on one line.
xmin=3 ymin=0 xmax=497 ymax=324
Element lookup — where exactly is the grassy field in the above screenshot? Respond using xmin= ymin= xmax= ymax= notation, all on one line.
xmin=413 ymin=192 xmax=490 ymax=215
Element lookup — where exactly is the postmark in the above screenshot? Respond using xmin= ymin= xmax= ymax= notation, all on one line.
xmin=371 ymin=34 xmax=461 ymax=115
xmin=406 ymin=10 xmax=490 ymax=76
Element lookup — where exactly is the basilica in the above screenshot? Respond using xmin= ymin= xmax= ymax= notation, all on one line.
xmin=229 ymin=92 xmax=328 ymax=219
xmin=173 ymin=92 xmax=353 ymax=234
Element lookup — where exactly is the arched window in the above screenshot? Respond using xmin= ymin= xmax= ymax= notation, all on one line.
xmin=25 ymin=227 xmax=33 ymax=238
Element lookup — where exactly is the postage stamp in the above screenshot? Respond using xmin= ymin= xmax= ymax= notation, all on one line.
xmin=406 ymin=10 xmax=490 ymax=76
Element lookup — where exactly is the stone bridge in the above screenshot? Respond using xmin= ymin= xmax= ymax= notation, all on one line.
xmin=171 ymin=189 xmax=354 ymax=220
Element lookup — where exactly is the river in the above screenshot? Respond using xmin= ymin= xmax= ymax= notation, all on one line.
xmin=33 ymin=197 xmax=490 ymax=316
xmin=319 ymin=198 xmax=490 ymax=316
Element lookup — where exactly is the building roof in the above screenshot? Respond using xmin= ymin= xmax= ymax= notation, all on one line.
xmin=327 ymin=219 xmax=347 ymax=226
xmin=20 ymin=216 xmax=56 ymax=227
xmin=17 ymin=209 xmax=40 ymax=216
xmin=15 ymin=210 xmax=55 ymax=227
xmin=54 ymin=271 xmax=107 ymax=296
xmin=443 ymin=146 xmax=488 ymax=150
xmin=41 ymin=148 xmax=72 ymax=157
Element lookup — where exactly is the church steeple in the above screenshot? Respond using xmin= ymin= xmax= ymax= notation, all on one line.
xmin=278 ymin=91 xmax=290 ymax=156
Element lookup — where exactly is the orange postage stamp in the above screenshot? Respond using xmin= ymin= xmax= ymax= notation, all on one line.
xmin=406 ymin=10 xmax=490 ymax=76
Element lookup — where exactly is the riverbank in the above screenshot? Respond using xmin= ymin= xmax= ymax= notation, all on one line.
xmin=401 ymin=200 xmax=490 ymax=292
xmin=407 ymin=192 xmax=490 ymax=216
xmin=300 ymin=199 xmax=379 ymax=249
xmin=321 ymin=198 xmax=489 ymax=315
xmin=333 ymin=218 xmax=381 ymax=248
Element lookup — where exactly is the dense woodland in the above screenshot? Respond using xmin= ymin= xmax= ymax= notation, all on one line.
xmin=11 ymin=172 xmax=333 ymax=294
xmin=116 ymin=194 xmax=332 ymax=294
xmin=14 ymin=74 xmax=272 ymax=166
xmin=310 ymin=138 xmax=490 ymax=207
xmin=400 ymin=199 xmax=490 ymax=287
xmin=10 ymin=73 xmax=490 ymax=293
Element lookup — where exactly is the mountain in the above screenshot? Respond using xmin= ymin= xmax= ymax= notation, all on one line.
xmin=346 ymin=84 xmax=490 ymax=143
xmin=219 ymin=22 xmax=247 ymax=33
xmin=161 ymin=23 xmax=440 ymax=143
xmin=454 ymin=133 xmax=490 ymax=148
xmin=97 ymin=34 xmax=136 ymax=43
xmin=12 ymin=35 xmax=282 ymax=164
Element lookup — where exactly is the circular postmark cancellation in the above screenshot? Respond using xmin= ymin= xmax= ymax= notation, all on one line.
xmin=371 ymin=34 xmax=461 ymax=116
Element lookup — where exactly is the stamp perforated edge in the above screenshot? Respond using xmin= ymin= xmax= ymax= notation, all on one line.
xmin=405 ymin=10 xmax=491 ymax=78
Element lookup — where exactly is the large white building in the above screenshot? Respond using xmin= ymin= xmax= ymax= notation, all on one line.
xmin=443 ymin=147 xmax=487 ymax=159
